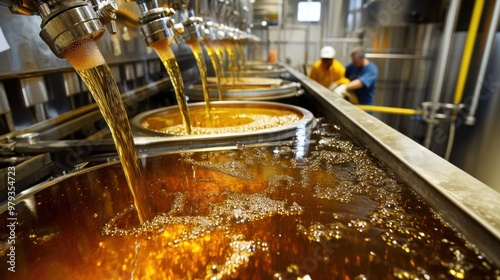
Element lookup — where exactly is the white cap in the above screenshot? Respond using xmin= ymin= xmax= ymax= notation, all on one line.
xmin=320 ymin=46 xmax=336 ymax=59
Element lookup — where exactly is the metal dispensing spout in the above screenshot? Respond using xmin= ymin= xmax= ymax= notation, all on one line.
xmin=128 ymin=0 xmax=183 ymax=46
xmin=137 ymin=7 xmax=177 ymax=46
xmin=0 ymin=0 xmax=118 ymax=57
xmin=166 ymin=0 xmax=205 ymax=43
xmin=181 ymin=16 xmax=204 ymax=43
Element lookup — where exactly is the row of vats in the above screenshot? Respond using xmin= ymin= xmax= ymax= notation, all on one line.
xmin=0 ymin=0 xmax=258 ymax=192
xmin=0 ymin=0 xmax=499 ymax=278
xmin=1 ymin=61 xmax=500 ymax=277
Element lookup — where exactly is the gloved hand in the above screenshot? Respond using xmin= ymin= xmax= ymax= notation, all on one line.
xmin=328 ymin=82 xmax=337 ymax=91
xmin=333 ymin=84 xmax=347 ymax=97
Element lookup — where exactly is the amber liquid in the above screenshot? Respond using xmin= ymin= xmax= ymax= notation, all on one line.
xmin=140 ymin=105 xmax=302 ymax=135
xmin=223 ymin=41 xmax=238 ymax=86
xmin=2 ymin=121 xmax=499 ymax=279
xmin=235 ymin=42 xmax=247 ymax=71
xmin=150 ymin=39 xmax=192 ymax=135
xmin=63 ymin=39 xmax=153 ymax=223
xmin=187 ymin=41 xmax=212 ymax=118
xmin=213 ymin=42 xmax=226 ymax=78
xmin=203 ymin=41 xmax=224 ymax=100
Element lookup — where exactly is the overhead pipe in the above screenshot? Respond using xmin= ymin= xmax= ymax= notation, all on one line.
xmin=465 ymin=0 xmax=500 ymax=126
xmin=423 ymin=0 xmax=461 ymax=148
xmin=444 ymin=0 xmax=486 ymax=160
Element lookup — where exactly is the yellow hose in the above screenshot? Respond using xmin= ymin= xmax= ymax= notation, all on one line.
xmin=453 ymin=0 xmax=485 ymax=105
xmin=356 ymin=105 xmax=422 ymax=116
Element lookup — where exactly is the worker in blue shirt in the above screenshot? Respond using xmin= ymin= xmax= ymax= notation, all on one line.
xmin=333 ymin=47 xmax=378 ymax=105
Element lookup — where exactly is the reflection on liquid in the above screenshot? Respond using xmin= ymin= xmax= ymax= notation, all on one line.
xmin=140 ymin=104 xmax=302 ymax=135
xmin=1 ymin=122 xmax=499 ymax=279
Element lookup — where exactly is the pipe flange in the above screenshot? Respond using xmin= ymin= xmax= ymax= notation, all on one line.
xmin=421 ymin=102 xmax=465 ymax=123
xmin=15 ymin=133 xmax=40 ymax=145
xmin=139 ymin=7 xmax=176 ymax=46
xmin=39 ymin=4 xmax=104 ymax=57
xmin=181 ymin=17 xmax=204 ymax=42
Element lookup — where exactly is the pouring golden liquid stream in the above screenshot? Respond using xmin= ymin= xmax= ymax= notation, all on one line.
xmin=214 ymin=43 xmax=226 ymax=80
xmin=186 ymin=40 xmax=212 ymax=117
xmin=149 ymin=38 xmax=192 ymax=135
xmin=235 ymin=41 xmax=246 ymax=72
xmin=202 ymin=41 xmax=223 ymax=100
xmin=62 ymin=37 xmax=153 ymax=223
xmin=222 ymin=40 xmax=238 ymax=86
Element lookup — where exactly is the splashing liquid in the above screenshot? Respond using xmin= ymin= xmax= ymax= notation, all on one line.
xmin=149 ymin=38 xmax=192 ymax=135
xmin=186 ymin=40 xmax=212 ymax=118
xmin=202 ymin=41 xmax=223 ymax=100
xmin=1 ymin=121 xmax=499 ymax=279
xmin=62 ymin=38 xmax=153 ymax=223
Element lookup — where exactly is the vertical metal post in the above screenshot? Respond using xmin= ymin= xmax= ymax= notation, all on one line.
xmin=466 ymin=0 xmax=500 ymax=126
xmin=423 ymin=0 xmax=461 ymax=148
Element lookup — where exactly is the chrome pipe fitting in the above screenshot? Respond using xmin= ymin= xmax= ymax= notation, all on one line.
xmin=139 ymin=7 xmax=177 ymax=46
xmin=40 ymin=3 xmax=105 ymax=57
xmin=94 ymin=0 xmax=118 ymax=34
xmin=1 ymin=0 xmax=118 ymax=57
xmin=202 ymin=21 xmax=219 ymax=40
xmin=180 ymin=16 xmax=203 ymax=42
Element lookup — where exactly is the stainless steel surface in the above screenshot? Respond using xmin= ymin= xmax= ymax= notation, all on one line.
xmin=0 ymin=83 xmax=14 ymax=133
xmin=186 ymin=77 xmax=302 ymax=100
xmin=0 ymin=7 xmax=160 ymax=77
xmin=0 ymin=0 xmax=119 ymax=57
xmin=138 ymin=7 xmax=177 ymax=46
xmin=333 ymin=0 xmax=500 ymax=191
xmin=423 ymin=0 xmax=460 ymax=148
xmin=0 ymin=63 xmax=499 ymax=276
xmin=39 ymin=3 xmax=105 ymax=57
xmin=20 ymin=77 xmax=48 ymax=107
xmin=448 ymin=34 xmax=500 ymax=193
xmin=0 ymin=83 xmax=13 ymax=133
xmin=233 ymin=61 xmax=288 ymax=77
xmin=131 ymin=100 xmax=315 ymax=139
xmin=0 ymin=0 xmax=498 ymax=273
xmin=63 ymin=72 xmax=82 ymax=97
xmin=179 ymin=16 xmax=204 ymax=43
xmin=287 ymin=64 xmax=500 ymax=266
xmin=466 ymin=0 xmax=500 ymax=126
xmin=0 ymin=77 xmax=171 ymax=146
xmin=15 ymin=132 xmax=40 ymax=145
xmin=0 ymin=153 xmax=52 ymax=201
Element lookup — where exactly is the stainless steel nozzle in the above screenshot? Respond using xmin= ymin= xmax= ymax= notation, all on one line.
xmin=139 ymin=7 xmax=177 ymax=46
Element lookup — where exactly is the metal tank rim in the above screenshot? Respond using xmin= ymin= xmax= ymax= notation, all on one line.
xmin=185 ymin=78 xmax=302 ymax=100
xmin=283 ymin=63 xmax=500 ymax=266
xmin=131 ymin=100 xmax=315 ymax=139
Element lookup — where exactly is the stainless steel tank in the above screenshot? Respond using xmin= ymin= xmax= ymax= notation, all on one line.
xmin=131 ymin=100 xmax=314 ymax=139
xmin=186 ymin=78 xmax=302 ymax=100
xmin=1 ymin=65 xmax=499 ymax=279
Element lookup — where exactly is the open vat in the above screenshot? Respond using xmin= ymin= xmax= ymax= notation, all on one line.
xmin=1 ymin=119 xmax=499 ymax=279
xmin=232 ymin=61 xmax=289 ymax=78
xmin=131 ymin=101 xmax=314 ymax=140
xmin=1 ymin=64 xmax=499 ymax=279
